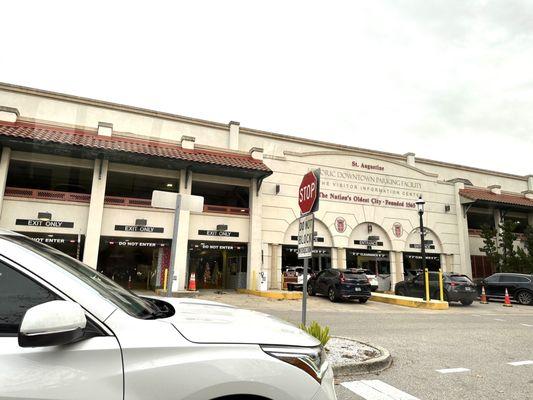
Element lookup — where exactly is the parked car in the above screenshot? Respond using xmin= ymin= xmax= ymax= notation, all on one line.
xmin=395 ymin=271 xmax=477 ymax=306
xmin=307 ymin=268 xmax=372 ymax=303
xmin=479 ymin=273 xmax=533 ymax=305
xmin=0 ymin=231 xmax=336 ymax=400
xmin=361 ymin=269 xmax=379 ymax=291
xmin=284 ymin=267 xmax=311 ymax=291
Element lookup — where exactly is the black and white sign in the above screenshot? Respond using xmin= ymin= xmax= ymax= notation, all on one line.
xmin=198 ymin=230 xmax=239 ymax=237
xmin=298 ymin=214 xmax=314 ymax=259
xmin=16 ymin=219 xmax=74 ymax=228
xmin=291 ymin=235 xmax=324 ymax=243
xmin=409 ymin=243 xmax=436 ymax=250
xmin=193 ymin=242 xmax=246 ymax=251
xmin=107 ymin=240 xmax=167 ymax=247
xmin=354 ymin=240 xmax=384 ymax=246
xmin=115 ymin=225 xmax=164 ymax=233
xmin=405 ymin=254 xmax=440 ymax=261
xmin=349 ymin=251 xmax=389 ymax=259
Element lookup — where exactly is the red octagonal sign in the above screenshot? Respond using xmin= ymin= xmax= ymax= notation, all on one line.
xmin=298 ymin=170 xmax=320 ymax=215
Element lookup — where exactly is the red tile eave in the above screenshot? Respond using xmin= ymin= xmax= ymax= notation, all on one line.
xmin=0 ymin=120 xmax=271 ymax=173
xmin=459 ymin=188 xmax=533 ymax=209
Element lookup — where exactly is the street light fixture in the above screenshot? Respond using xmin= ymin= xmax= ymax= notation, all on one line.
xmin=415 ymin=196 xmax=429 ymax=301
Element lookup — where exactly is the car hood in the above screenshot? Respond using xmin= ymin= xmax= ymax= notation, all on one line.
xmin=159 ymin=297 xmax=319 ymax=347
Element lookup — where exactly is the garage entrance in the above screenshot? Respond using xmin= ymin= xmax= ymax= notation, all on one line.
xmin=281 ymin=245 xmax=331 ymax=274
xmin=346 ymin=249 xmax=390 ymax=275
xmin=403 ymin=252 xmax=441 ymax=273
xmin=187 ymin=241 xmax=248 ymax=290
xmin=97 ymin=237 xmax=171 ymax=290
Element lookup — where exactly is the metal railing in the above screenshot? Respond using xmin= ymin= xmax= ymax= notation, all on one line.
xmin=104 ymin=196 xmax=152 ymax=208
xmin=5 ymin=187 xmax=250 ymax=214
xmin=4 ymin=187 xmax=91 ymax=203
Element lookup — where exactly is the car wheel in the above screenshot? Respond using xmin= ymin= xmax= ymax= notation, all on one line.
xmin=328 ymin=287 xmax=338 ymax=302
xmin=460 ymin=299 xmax=473 ymax=306
xmin=358 ymin=298 xmax=368 ymax=304
xmin=516 ymin=290 xmax=533 ymax=305
xmin=307 ymin=283 xmax=315 ymax=296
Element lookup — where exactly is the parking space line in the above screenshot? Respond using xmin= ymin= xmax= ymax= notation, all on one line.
xmin=436 ymin=367 xmax=470 ymax=374
xmin=508 ymin=360 xmax=533 ymax=366
xmin=521 ymin=323 xmax=533 ymax=327
xmin=493 ymin=318 xmax=505 ymax=322
xmin=341 ymin=380 xmax=420 ymax=400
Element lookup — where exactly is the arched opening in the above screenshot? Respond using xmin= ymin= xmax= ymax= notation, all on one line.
xmin=281 ymin=217 xmax=333 ymax=277
xmin=346 ymin=222 xmax=393 ymax=291
xmin=403 ymin=228 xmax=443 ymax=273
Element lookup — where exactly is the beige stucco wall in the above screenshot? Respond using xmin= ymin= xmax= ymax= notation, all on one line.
xmin=0 ymin=91 xmax=230 ymax=149
xmin=0 ymin=84 xmax=531 ymax=286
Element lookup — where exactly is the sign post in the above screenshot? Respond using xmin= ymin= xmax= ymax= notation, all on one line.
xmin=297 ymin=169 xmax=320 ymax=326
xmin=151 ymin=191 xmax=204 ymax=296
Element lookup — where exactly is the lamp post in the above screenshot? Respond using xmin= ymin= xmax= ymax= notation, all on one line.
xmin=415 ymin=196 xmax=428 ymax=300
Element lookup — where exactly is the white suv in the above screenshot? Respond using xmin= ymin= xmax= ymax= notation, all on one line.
xmin=0 ymin=231 xmax=336 ymax=400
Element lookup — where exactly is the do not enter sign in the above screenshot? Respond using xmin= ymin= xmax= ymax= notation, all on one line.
xmin=298 ymin=169 xmax=320 ymax=215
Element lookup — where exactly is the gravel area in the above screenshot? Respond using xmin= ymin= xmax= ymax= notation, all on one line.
xmin=326 ymin=336 xmax=381 ymax=367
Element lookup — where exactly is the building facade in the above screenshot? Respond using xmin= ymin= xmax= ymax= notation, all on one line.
xmin=0 ymin=83 xmax=532 ymax=292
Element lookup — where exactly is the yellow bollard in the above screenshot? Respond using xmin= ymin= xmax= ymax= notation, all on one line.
xmin=424 ymin=268 xmax=430 ymax=302
xmin=438 ymin=268 xmax=444 ymax=302
xmin=163 ymin=268 xmax=168 ymax=292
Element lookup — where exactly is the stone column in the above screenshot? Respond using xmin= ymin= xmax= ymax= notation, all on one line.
xmin=82 ymin=158 xmax=108 ymax=268
xmin=0 ymin=147 xmax=11 ymax=218
xmin=389 ymin=250 xmax=398 ymax=290
xmin=331 ymin=247 xmax=338 ymax=268
xmin=337 ymin=247 xmax=346 ymax=268
xmin=440 ymin=254 xmax=447 ymax=273
xmin=394 ymin=251 xmax=404 ymax=285
xmin=493 ymin=208 xmax=502 ymax=251
xmin=170 ymin=169 xmax=191 ymax=291
xmin=270 ymin=244 xmax=282 ymax=289
xmin=453 ymin=182 xmax=472 ymax=276
xmin=247 ymin=178 xmax=263 ymax=290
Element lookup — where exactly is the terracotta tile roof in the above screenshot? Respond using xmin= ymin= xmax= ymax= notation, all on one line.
xmin=459 ymin=187 xmax=533 ymax=208
xmin=0 ymin=121 xmax=271 ymax=174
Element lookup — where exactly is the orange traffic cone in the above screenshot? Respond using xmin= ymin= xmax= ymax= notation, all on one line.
xmin=503 ymin=288 xmax=512 ymax=307
xmin=188 ymin=272 xmax=197 ymax=291
xmin=480 ymin=286 xmax=488 ymax=304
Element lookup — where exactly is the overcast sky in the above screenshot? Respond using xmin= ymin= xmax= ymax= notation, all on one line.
xmin=1 ymin=1 xmax=532 ymax=175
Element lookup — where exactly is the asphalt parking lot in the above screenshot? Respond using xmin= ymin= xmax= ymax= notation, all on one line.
xmin=197 ymin=291 xmax=533 ymax=400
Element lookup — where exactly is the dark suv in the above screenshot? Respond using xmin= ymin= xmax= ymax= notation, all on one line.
xmin=395 ymin=272 xmax=477 ymax=306
xmin=480 ymin=273 xmax=533 ymax=305
xmin=307 ymin=268 xmax=371 ymax=303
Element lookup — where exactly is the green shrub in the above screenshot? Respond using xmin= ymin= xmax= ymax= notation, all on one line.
xmin=299 ymin=321 xmax=331 ymax=346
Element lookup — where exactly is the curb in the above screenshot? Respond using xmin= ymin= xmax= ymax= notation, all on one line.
xmin=370 ymin=293 xmax=449 ymax=310
xmin=236 ymin=288 xmax=302 ymax=300
xmin=330 ymin=336 xmax=392 ymax=377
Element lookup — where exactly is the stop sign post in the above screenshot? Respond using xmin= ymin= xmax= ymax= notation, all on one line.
xmin=297 ymin=169 xmax=320 ymax=326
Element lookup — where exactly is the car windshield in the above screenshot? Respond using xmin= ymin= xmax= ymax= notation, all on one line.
xmin=449 ymin=275 xmax=472 ymax=283
xmin=3 ymin=235 xmax=164 ymax=319
xmin=341 ymin=269 xmax=366 ymax=278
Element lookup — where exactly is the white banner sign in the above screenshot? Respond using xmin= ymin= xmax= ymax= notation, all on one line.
xmin=298 ymin=214 xmax=314 ymax=259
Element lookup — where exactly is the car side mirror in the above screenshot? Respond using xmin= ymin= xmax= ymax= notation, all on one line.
xmin=18 ymin=300 xmax=87 ymax=348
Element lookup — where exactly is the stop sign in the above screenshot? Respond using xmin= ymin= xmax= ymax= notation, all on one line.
xmin=298 ymin=170 xmax=320 ymax=214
